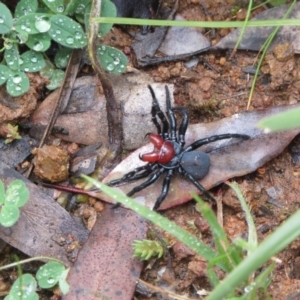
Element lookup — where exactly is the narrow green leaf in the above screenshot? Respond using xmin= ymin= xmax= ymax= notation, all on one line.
xmin=0 ymin=3 xmax=13 ymax=34
xmin=97 ymin=45 xmax=127 ymax=73
xmin=26 ymin=33 xmax=51 ymax=52
xmin=15 ymin=0 xmax=38 ymax=18
xmin=0 ymin=205 xmax=19 ymax=227
xmin=6 ymin=71 xmax=30 ymax=97
xmin=42 ymin=0 xmax=65 ymax=14
xmin=49 ymin=15 xmax=87 ymax=48
xmin=6 ymin=180 xmax=29 ymax=208
xmin=0 ymin=65 xmax=10 ymax=85
xmin=20 ymin=50 xmax=46 ymax=72
xmin=257 ymin=106 xmax=300 ymax=132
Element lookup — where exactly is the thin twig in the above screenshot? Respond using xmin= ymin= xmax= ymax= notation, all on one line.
xmin=88 ymin=0 xmax=123 ymax=173
xmin=138 ymin=279 xmax=196 ymax=300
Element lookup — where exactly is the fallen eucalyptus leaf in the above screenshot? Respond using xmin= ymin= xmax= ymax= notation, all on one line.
xmin=100 ymin=104 xmax=300 ymax=210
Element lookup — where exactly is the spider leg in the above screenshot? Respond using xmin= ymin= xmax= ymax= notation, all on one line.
xmin=111 ymin=166 xmax=165 ymax=209
xmin=180 ymin=168 xmax=216 ymax=204
xmin=165 ymin=86 xmax=177 ymax=141
xmin=127 ymin=167 xmax=166 ymax=198
xmin=108 ymin=163 xmax=158 ymax=186
xmin=183 ymin=134 xmax=250 ymax=153
xmin=153 ymin=169 xmax=174 ymax=211
xmin=148 ymin=85 xmax=169 ymax=139
xmin=172 ymin=107 xmax=188 ymax=147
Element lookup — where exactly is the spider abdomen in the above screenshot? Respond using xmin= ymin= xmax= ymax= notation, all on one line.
xmin=180 ymin=151 xmax=210 ymax=180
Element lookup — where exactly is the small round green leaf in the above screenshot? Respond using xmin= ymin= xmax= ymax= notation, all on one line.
xmin=15 ymin=13 xmax=52 ymax=35
xmin=26 ymin=33 xmax=51 ymax=52
xmin=0 ymin=204 xmax=19 ymax=227
xmin=20 ymin=50 xmax=46 ymax=72
xmin=36 ymin=261 xmax=65 ymax=288
xmin=0 ymin=65 xmax=10 ymax=85
xmin=0 ymin=3 xmax=13 ymax=34
xmin=46 ymin=69 xmax=65 ymax=90
xmin=5 ymin=274 xmax=38 ymax=300
xmin=40 ymin=60 xmax=55 ymax=79
xmin=15 ymin=0 xmax=38 ymax=18
xmin=6 ymin=180 xmax=29 ymax=208
xmin=0 ymin=181 xmax=5 ymax=205
xmin=49 ymin=15 xmax=87 ymax=48
xmin=97 ymin=45 xmax=128 ymax=73
xmin=54 ymin=47 xmax=72 ymax=68
xmin=42 ymin=0 xmax=65 ymax=14
xmin=6 ymin=71 xmax=30 ymax=97
xmin=4 ymin=44 xmax=20 ymax=71
xmin=65 ymin=0 xmax=90 ymax=15
xmin=85 ymin=0 xmax=116 ymax=38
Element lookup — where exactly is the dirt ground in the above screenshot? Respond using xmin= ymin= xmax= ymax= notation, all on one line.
xmin=129 ymin=1 xmax=300 ymax=299
xmin=1 ymin=0 xmax=300 ymax=299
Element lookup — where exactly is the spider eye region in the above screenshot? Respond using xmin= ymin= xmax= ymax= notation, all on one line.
xmin=180 ymin=151 xmax=210 ymax=180
xmin=140 ymin=133 xmax=175 ymax=164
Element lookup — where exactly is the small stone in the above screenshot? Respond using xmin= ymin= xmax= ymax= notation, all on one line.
xmin=172 ymin=242 xmax=195 ymax=259
xmin=188 ymin=260 xmax=207 ymax=277
xmin=33 ymin=145 xmax=70 ymax=182
xmin=93 ymin=201 xmax=105 ymax=212
xmin=273 ymin=42 xmax=294 ymax=62
xmin=194 ymin=217 xmax=210 ymax=234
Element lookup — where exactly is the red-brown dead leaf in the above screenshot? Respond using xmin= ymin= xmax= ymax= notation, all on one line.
xmin=64 ymin=206 xmax=147 ymax=300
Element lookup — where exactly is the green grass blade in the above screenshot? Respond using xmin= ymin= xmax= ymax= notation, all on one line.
xmin=93 ymin=17 xmax=300 ymax=28
xmin=257 ymin=106 xmax=300 ymax=132
xmin=82 ymin=175 xmax=230 ymax=272
xmin=228 ymin=182 xmax=257 ymax=252
xmin=206 ymin=209 xmax=300 ymax=300
xmin=194 ymin=194 xmax=241 ymax=270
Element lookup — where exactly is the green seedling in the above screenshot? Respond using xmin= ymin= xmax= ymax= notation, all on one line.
xmin=133 ymin=239 xmax=165 ymax=260
xmin=4 ymin=124 xmax=22 ymax=144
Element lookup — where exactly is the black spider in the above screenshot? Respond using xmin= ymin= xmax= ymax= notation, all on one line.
xmin=108 ymin=85 xmax=250 ymax=210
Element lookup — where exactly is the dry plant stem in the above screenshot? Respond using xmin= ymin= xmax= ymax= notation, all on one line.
xmin=138 ymin=279 xmax=194 ymax=300
xmin=88 ymin=0 xmax=123 ymax=173
xmin=139 ymin=46 xmax=211 ymax=67
xmin=25 ymin=49 xmax=83 ymax=178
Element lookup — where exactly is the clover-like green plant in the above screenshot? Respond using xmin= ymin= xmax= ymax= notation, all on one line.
xmin=0 ymin=0 xmax=128 ymax=97
xmin=0 ymin=179 xmax=29 ymax=227
xmin=36 ymin=261 xmax=69 ymax=294
xmin=2 ymin=259 xmax=69 ymax=300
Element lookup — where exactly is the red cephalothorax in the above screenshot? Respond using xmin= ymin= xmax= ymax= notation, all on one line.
xmin=140 ymin=133 xmax=175 ymax=164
